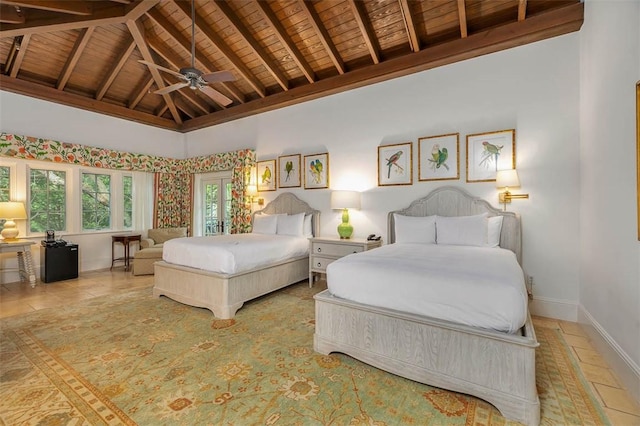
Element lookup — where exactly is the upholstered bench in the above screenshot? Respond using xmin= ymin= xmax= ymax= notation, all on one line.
xmin=132 ymin=247 xmax=163 ymax=276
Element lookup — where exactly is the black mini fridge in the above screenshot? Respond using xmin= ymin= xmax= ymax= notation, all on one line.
xmin=40 ymin=243 xmax=79 ymax=283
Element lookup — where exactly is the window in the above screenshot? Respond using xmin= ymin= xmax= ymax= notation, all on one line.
xmin=30 ymin=169 xmax=66 ymax=232
xmin=0 ymin=166 xmax=9 ymax=202
xmin=123 ymin=175 xmax=133 ymax=229
xmin=82 ymin=172 xmax=111 ymax=230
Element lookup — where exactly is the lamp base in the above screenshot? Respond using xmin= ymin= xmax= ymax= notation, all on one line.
xmin=1 ymin=220 xmax=20 ymax=240
xmin=337 ymin=208 xmax=353 ymax=239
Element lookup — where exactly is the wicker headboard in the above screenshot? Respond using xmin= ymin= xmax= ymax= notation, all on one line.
xmin=388 ymin=186 xmax=522 ymax=265
xmin=253 ymin=192 xmax=321 ymax=237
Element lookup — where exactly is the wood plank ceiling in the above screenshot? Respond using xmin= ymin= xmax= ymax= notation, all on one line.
xmin=0 ymin=0 xmax=584 ymax=133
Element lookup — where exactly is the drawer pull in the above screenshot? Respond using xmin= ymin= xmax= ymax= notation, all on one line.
xmin=317 ymin=262 xmax=321 ymax=267
xmin=317 ymin=247 xmax=322 ymax=253
xmin=353 ymin=250 xmax=357 ymax=253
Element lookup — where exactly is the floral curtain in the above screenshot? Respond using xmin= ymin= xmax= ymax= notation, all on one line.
xmin=0 ymin=132 xmax=255 ymax=233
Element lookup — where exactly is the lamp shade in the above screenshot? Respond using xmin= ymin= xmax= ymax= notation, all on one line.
xmin=330 ymin=190 xmax=361 ymax=210
xmin=246 ymin=185 xmax=258 ymax=196
xmin=496 ymin=169 xmax=520 ymax=189
xmin=0 ymin=201 xmax=27 ymax=220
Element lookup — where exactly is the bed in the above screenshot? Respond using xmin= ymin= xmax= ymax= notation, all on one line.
xmin=313 ymin=186 xmax=540 ymax=426
xmin=153 ymin=193 xmax=319 ymax=319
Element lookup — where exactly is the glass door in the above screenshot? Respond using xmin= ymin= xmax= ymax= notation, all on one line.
xmin=202 ymin=177 xmax=232 ymax=236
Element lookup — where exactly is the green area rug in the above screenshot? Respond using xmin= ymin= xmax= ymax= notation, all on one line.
xmin=1 ymin=282 xmax=609 ymax=425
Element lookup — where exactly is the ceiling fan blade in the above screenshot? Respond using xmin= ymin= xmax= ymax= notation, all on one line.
xmin=200 ymin=85 xmax=233 ymax=106
xmin=201 ymin=70 xmax=235 ymax=83
xmin=154 ymin=82 xmax=189 ymax=95
xmin=139 ymin=60 xmax=185 ymax=79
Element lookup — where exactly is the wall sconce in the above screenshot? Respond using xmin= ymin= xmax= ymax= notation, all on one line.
xmin=330 ymin=190 xmax=361 ymax=239
xmin=496 ymin=169 xmax=529 ymax=211
xmin=246 ymin=185 xmax=259 ymax=203
xmin=0 ymin=201 xmax=27 ymax=240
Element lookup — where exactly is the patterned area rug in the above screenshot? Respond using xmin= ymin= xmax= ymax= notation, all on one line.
xmin=1 ymin=282 xmax=609 ymax=425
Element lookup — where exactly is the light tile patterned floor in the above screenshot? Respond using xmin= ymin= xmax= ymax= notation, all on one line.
xmin=1 ymin=270 xmax=638 ymax=425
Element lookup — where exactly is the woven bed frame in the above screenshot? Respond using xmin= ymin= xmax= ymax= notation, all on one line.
xmin=153 ymin=193 xmax=319 ymax=319
xmin=314 ymin=186 xmax=540 ymax=426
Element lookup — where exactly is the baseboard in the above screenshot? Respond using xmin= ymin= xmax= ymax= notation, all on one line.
xmin=578 ymin=305 xmax=640 ymax=404
xmin=529 ymin=296 xmax=578 ymax=321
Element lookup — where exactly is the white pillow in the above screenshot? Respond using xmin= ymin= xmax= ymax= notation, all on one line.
xmin=487 ymin=216 xmax=504 ymax=248
xmin=436 ymin=213 xmax=488 ymax=247
xmin=394 ymin=214 xmax=436 ymax=244
xmin=252 ymin=214 xmax=278 ymax=234
xmin=277 ymin=212 xmax=305 ymax=236
xmin=303 ymin=214 xmax=313 ymax=238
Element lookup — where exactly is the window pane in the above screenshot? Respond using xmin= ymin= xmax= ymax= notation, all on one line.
xmin=82 ymin=172 xmax=111 ymax=230
xmin=0 ymin=166 xmax=9 ymax=202
xmin=29 ymin=169 xmax=66 ymax=232
xmin=123 ymin=175 xmax=132 ymax=229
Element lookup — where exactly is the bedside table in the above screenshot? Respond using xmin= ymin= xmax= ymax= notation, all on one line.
xmin=308 ymin=237 xmax=381 ymax=286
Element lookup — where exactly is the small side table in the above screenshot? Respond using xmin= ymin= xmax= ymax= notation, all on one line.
xmin=0 ymin=239 xmax=37 ymax=287
xmin=111 ymin=234 xmax=141 ymax=271
xmin=308 ymin=237 xmax=382 ymax=287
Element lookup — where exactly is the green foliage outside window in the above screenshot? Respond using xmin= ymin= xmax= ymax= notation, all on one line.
xmin=30 ymin=169 xmax=66 ymax=232
xmin=0 ymin=166 xmax=9 ymax=202
xmin=82 ymin=173 xmax=111 ymax=230
xmin=123 ymin=175 xmax=132 ymax=228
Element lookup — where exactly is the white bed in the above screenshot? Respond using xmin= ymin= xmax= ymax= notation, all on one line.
xmin=314 ymin=186 xmax=540 ymax=426
xmin=153 ymin=193 xmax=319 ymax=319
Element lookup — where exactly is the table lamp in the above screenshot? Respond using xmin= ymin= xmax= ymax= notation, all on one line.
xmin=0 ymin=201 xmax=27 ymax=240
xmin=330 ymin=190 xmax=361 ymax=239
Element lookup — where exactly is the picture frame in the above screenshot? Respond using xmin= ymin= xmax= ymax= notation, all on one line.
xmin=278 ymin=154 xmax=301 ymax=188
xmin=378 ymin=142 xmax=413 ymax=186
xmin=304 ymin=153 xmax=329 ymax=189
xmin=418 ymin=133 xmax=460 ymax=181
xmin=257 ymin=159 xmax=276 ymax=191
xmin=466 ymin=129 xmax=515 ymax=182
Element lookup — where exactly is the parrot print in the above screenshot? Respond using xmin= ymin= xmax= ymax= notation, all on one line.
xmin=385 ymin=150 xmax=404 ymax=178
xmin=309 ymin=159 xmax=324 ymax=184
xmin=428 ymin=143 xmax=449 ymax=171
xmin=479 ymin=140 xmax=503 ymax=171
xmin=261 ymin=165 xmax=272 ymax=184
xmin=284 ymin=161 xmax=293 ymax=181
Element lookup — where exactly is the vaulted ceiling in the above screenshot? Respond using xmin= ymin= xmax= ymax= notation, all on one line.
xmin=0 ymin=0 xmax=583 ymax=133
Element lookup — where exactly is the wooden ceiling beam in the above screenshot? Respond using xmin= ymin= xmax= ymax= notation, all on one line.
xmin=174 ymin=96 xmax=196 ymax=119
xmin=182 ymin=2 xmax=584 ymax=132
xmin=126 ymin=18 xmax=182 ymax=124
xmin=8 ymin=33 xmax=30 ymax=77
xmin=144 ymin=10 xmax=243 ymax=104
xmin=170 ymin=1 xmax=264 ymax=99
xmin=128 ymin=76 xmax=153 ymax=109
xmin=518 ymin=0 xmax=528 ymax=21
xmin=0 ymin=0 xmax=159 ymax=37
xmin=214 ymin=0 xmax=288 ymax=91
xmin=4 ymin=37 xmax=19 ymax=73
xmin=0 ymin=5 xmax=25 ymax=24
xmin=96 ymin=39 xmax=135 ymax=100
xmin=0 ymin=74 xmax=178 ymax=129
xmin=348 ymin=0 xmax=380 ymax=65
xmin=398 ymin=0 xmax=420 ymax=52
xmin=2 ymin=1 xmax=92 ymax=16
xmin=57 ymin=26 xmax=95 ymax=90
xmin=254 ymin=0 xmax=315 ymax=84
xmin=299 ymin=0 xmax=344 ymax=74
xmin=457 ymin=0 xmax=468 ymax=38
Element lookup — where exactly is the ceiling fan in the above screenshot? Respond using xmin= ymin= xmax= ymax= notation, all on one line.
xmin=139 ymin=0 xmax=235 ymax=107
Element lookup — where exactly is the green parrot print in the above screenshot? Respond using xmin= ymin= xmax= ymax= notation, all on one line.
xmin=428 ymin=144 xmax=449 ymax=171
xmin=479 ymin=141 xmax=503 ymax=171
xmin=285 ymin=161 xmax=293 ymax=181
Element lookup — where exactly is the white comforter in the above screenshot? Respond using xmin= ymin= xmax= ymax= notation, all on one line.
xmin=326 ymin=243 xmax=528 ymax=333
xmin=162 ymin=233 xmax=310 ymax=274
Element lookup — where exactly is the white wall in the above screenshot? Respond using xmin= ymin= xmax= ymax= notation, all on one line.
xmin=579 ymin=0 xmax=640 ymax=401
xmin=187 ymin=34 xmax=582 ymax=319
xmin=0 ymin=91 xmax=185 ymax=158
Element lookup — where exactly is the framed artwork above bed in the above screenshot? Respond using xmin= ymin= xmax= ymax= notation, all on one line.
xmin=278 ymin=154 xmax=301 ymax=188
xmin=466 ymin=129 xmax=515 ymax=182
xmin=257 ymin=159 xmax=276 ymax=191
xmin=378 ymin=142 xmax=413 ymax=186
xmin=304 ymin=153 xmax=329 ymax=189
xmin=418 ymin=133 xmax=459 ymax=181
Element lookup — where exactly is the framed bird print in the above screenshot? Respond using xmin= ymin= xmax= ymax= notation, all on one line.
xmin=378 ymin=142 xmax=413 ymax=186
xmin=418 ymin=133 xmax=459 ymax=181
xmin=466 ymin=129 xmax=515 ymax=182
xmin=257 ymin=159 xmax=276 ymax=191
xmin=278 ymin=154 xmax=301 ymax=188
xmin=304 ymin=153 xmax=329 ymax=189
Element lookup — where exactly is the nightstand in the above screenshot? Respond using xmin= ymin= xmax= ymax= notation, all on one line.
xmin=308 ymin=237 xmax=381 ymax=286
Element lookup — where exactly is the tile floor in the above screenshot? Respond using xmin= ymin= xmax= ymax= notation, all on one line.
xmin=1 ymin=270 xmax=639 ymax=425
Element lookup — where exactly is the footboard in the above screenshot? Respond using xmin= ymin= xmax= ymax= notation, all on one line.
xmin=314 ymin=290 xmax=540 ymax=426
